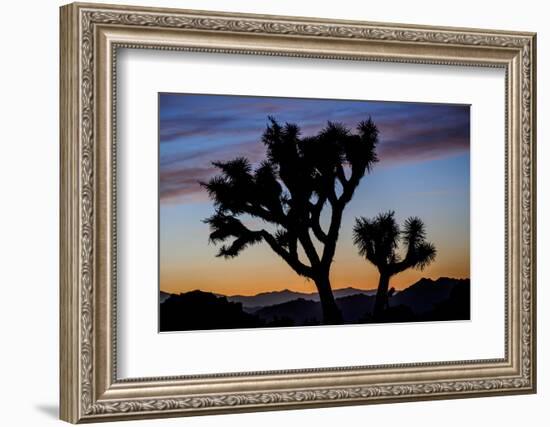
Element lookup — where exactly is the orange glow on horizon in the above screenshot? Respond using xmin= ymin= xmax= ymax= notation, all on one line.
xmin=160 ymin=256 xmax=470 ymax=296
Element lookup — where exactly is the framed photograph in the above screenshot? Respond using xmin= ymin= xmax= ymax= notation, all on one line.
xmin=60 ymin=2 xmax=537 ymax=423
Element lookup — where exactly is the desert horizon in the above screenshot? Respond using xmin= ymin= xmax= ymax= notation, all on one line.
xmin=160 ymin=273 xmax=471 ymax=298
xmin=160 ymin=276 xmax=471 ymax=331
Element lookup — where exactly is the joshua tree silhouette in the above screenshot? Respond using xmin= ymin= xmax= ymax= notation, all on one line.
xmin=202 ymin=116 xmax=379 ymax=324
xmin=352 ymin=211 xmax=436 ymax=319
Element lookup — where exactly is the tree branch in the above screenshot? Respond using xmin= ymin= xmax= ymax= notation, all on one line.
xmin=336 ymin=164 xmax=348 ymax=187
xmin=261 ymin=230 xmax=313 ymax=277
xmin=321 ymin=200 xmax=344 ymax=267
xmin=298 ymin=229 xmax=321 ymax=267
xmin=241 ymin=202 xmax=286 ymax=226
xmin=327 ymin=184 xmax=338 ymax=206
xmin=338 ymin=164 xmax=366 ymax=205
xmin=390 ymin=259 xmax=414 ymax=275
xmin=309 ymin=199 xmax=328 ymax=243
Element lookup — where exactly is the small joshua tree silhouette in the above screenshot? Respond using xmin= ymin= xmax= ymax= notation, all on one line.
xmin=352 ymin=211 xmax=436 ymax=319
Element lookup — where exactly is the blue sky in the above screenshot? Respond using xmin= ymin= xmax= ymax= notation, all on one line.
xmin=159 ymin=93 xmax=470 ymax=295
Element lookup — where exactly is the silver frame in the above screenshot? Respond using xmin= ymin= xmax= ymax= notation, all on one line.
xmin=60 ymin=2 xmax=536 ymax=423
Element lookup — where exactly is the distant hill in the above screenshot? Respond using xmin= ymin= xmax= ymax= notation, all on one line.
xmin=159 ymin=277 xmax=470 ymax=331
xmin=390 ymin=277 xmax=469 ymax=315
xmin=227 ymin=287 xmax=376 ymax=309
xmin=425 ymin=279 xmax=470 ymax=321
xmin=252 ymin=294 xmax=378 ymax=325
xmin=254 ymin=298 xmax=322 ymax=325
xmin=337 ymin=294 xmax=375 ymax=322
xmin=159 ymin=291 xmax=173 ymax=304
xmin=160 ymin=290 xmax=262 ymax=331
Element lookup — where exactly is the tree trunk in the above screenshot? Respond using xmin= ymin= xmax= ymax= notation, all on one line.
xmin=314 ymin=275 xmax=342 ymax=325
xmin=373 ymin=272 xmax=390 ymax=320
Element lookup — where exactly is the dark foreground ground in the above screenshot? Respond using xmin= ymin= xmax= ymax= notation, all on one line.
xmin=159 ymin=277 xmax=470 ymax=332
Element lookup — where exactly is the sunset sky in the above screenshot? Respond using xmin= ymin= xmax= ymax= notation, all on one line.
xmin=159 ymin=93 xmax=470 ymax=296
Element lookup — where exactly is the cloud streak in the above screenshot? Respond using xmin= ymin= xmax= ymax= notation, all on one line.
xmin=160 ymin=138 xmax=266 ymax=203
xmin=159 ymin=93 xmax=469 ymax=204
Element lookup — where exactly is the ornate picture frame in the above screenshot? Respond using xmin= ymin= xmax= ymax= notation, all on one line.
xmin=60 ymin=2 xmax=536 ymax=423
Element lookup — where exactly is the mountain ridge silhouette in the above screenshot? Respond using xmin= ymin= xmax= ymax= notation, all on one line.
xmin=226 ymin=286 xmax=377 ymax=308
xmin=160 ymin=277 xmax=470 ymax=331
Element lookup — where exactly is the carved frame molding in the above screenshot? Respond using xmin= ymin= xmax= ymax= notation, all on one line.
xmin=60 ymin=2 xmax=536 ymax=423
